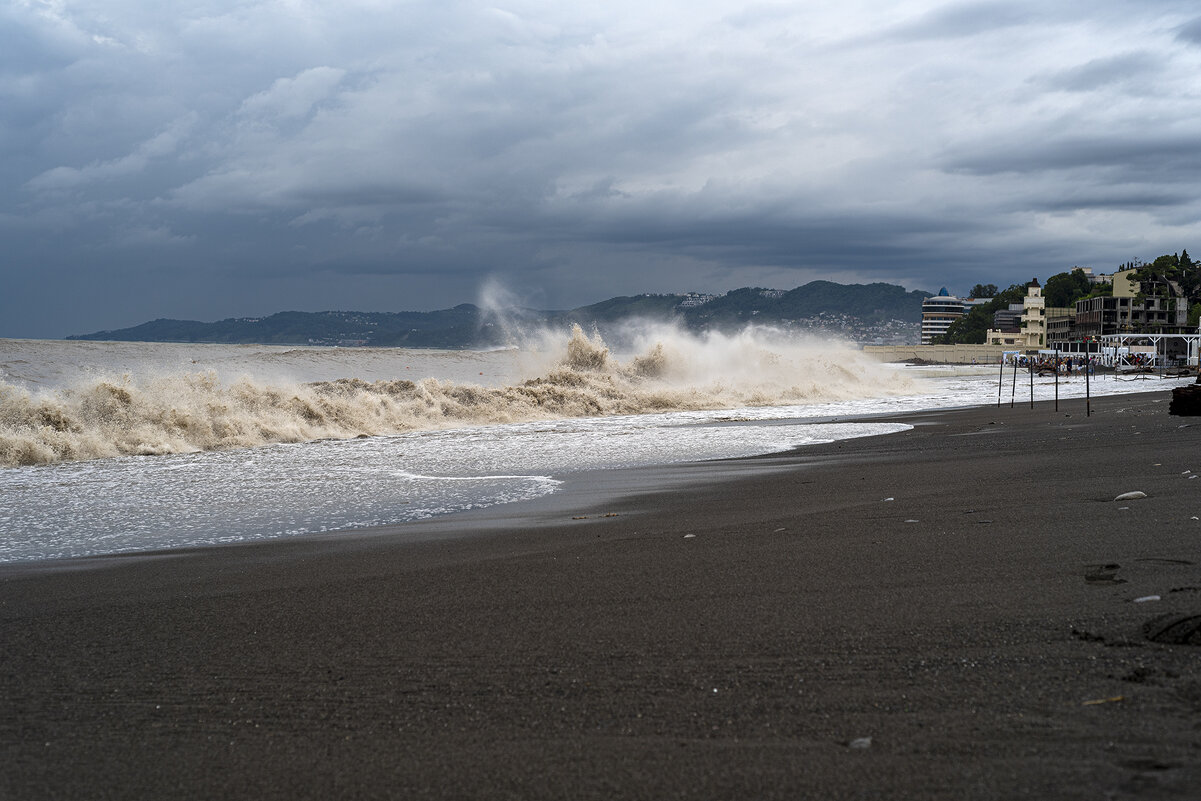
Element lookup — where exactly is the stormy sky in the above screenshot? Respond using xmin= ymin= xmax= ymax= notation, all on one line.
xmin=3 ymin=1 xmax=1201 ymax=338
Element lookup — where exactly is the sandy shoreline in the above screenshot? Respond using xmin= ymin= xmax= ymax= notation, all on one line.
xmin=3 ymin=390 xmax=1201 ymax=799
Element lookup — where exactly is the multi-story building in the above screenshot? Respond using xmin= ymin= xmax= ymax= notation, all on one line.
xmin=921 ymin=289 xmax=997 ymax=344
xmin=1068 ymin=268 xmax=1190 ymax=339
xmin=1021 ymin=279 xmax=1046 ymax=346
xmin=986 ymin=279 xmax=1047 ymax=348
xmin=1073 ymin=296 xmax=1133 ymax=338
xmin=921 ymin=289 xmax=966 ymax=344
xmin=1045 ymin=307 xmax=1075 ymax=342
xmin=992 ymin=304 xmax=1023 ymax=333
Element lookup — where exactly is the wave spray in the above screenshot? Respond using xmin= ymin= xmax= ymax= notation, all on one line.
xmin=0 ymin=325 xmax=918 ymax=467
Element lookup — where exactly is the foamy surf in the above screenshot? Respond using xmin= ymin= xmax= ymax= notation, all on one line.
xmin=2 ymin=328 xmax=1196 ymax=562
xmin=0 ymin=325 xmax=920 ymax=467
xmin=0 ymin=416 xmax=911 ymax=562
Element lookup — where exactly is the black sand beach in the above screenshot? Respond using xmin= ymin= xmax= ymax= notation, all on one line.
xmin=3 ymin=391 xmax=1201 ymax=799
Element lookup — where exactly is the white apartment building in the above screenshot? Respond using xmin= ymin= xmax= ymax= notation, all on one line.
xmin=920 ymin=289 xmax=966 ymax=344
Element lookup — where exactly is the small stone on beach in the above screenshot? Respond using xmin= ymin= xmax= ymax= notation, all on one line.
xmin=1114 ymin=491 xmax=1147 ymax=501
xmin=684 ymin=534 xmax=696 ymax=539
xmin=849 ymin=737 xmax=872 ymax=749
xmin=1133 ymin=595 xmax=1161 ymax=603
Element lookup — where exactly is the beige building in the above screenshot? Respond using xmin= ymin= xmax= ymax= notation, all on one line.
xmin=986 ymin=279 xmax=1046 ymax=348
xmin=1112 ymin=269 xmax=1138 ymax=298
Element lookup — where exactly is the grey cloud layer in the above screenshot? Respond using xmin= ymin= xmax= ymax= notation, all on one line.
xmin=3 ymin=0 xmax=1201 ymax=336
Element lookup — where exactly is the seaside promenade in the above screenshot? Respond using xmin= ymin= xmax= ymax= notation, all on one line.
xmin=3 ymin=391 xmax=1200 ymax=799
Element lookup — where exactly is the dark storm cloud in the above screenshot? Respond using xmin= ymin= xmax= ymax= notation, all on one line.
xmin=1028 ymin=191 xmax=1184 ymax=213
xmin=1034 ymin=53 xmax=1161 ymax=93
xmin=3 ymin=0 xmax=1201 ymax=338
xmin=943 ymin=135 xmax=1201 ymax=182
xmin=884 ymin=1 xmax=1036 ymax=40
xmin=1178 ymin=16 xmax=1201 ymax=44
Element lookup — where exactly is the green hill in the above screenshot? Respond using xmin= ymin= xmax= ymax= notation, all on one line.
xmin=68 ymin=282 xmax=930 ymax=347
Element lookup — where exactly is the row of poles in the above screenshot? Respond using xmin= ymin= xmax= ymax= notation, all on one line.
xmin=996 ymin=347 xmax=1090 ymax=416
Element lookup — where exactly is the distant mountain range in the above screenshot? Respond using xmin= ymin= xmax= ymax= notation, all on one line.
xmin=68 ymin=281 xmax=931 ymax=347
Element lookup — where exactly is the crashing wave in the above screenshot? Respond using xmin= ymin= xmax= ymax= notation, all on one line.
xmin=0 ymin=325 xmax=918 ymax=467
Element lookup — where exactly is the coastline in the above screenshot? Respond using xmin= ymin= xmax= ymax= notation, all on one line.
xmin=3 ymin=389 xmax=1201 ymax=799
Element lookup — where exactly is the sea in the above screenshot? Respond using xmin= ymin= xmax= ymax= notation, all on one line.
xmin=0 ymin=326 xmax=1187 ymax=563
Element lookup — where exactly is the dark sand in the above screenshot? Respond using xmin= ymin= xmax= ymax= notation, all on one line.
xmin=4 ymin=391 xmax=1201 ymax=799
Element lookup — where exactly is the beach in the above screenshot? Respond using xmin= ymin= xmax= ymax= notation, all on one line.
xmin=3 ymin=390 xmax=1201 ymax=799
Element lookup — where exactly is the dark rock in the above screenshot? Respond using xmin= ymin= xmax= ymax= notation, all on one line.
xmin=1169 ymin=380 xmax=1201 ymax=416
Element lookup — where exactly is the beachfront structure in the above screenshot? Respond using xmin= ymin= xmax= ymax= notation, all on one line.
xmin=1073 ymin=269 xmax=1140 ymax=338
xmin=1021 ymin=278 xmax=1046 ymax=346
xmin=1073 ymin=296 xmax=1133 ymax=338
xmin=1042 ymin=267 xmax=1200 ymax=365
xmin=985 ymin=279 xmax=1046 ymax=348
xmin=1045 ymin=306 xmax=1074 ymax=342
xmin=1063 ymin=269 xmax=1190 ymax=340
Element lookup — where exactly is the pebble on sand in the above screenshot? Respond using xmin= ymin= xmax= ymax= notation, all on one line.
xmin=1113 ymin=491 xmax=1148 ymax=501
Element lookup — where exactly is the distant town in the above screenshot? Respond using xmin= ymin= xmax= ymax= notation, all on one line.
xmin=913 ymin=250 xmax=1197 ymax=363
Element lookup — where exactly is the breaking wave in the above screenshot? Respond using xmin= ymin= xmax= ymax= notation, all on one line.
xmin=0 ymin=325 xmax=920 ymax=467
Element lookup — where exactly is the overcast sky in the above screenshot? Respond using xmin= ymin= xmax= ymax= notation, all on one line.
xmin=3 ymin=0 xmax=1201 ymax=337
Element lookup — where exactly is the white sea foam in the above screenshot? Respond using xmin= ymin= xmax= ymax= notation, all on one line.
xmin=0 ymin=325 xmax=919 ymax=467
xmin=1 ymin=331 xmax=1193 ymax=563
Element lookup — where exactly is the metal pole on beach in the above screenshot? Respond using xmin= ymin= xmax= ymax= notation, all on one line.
xmin=997 ymin=356 xmax=1004 ymax=408
xmin=1054 ymin=346 xmax=1059 ymax=412
xmin=1011 ymin=354 xmax=1018 ymax=407
xmin=1029 ymin=358 xmax=1034 ymax=409
xmin=1086 ymin=343 xmax=1091 ymax=417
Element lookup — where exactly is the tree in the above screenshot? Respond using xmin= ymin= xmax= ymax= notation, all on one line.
xmin=1043 ymin=268 xmax=1093 ymax=308
xmin=968 ymin=283 xmax=998 ymax=298
xmin=1129 ymin=254 xmax=1186 ymax=302
xmin=1178 ymin=249 xmax=1197 ymax=298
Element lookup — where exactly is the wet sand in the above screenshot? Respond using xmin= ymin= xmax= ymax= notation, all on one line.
xmin=3 ymin=390 xmax=1201 ymax=799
